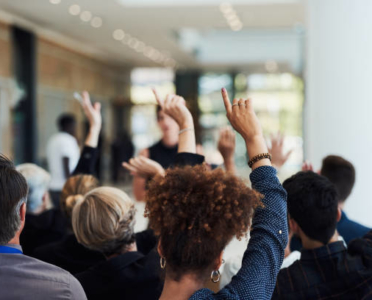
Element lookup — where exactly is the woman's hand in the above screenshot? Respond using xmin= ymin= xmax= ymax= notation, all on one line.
xmin=221 ymin=88 xmax=270 ymax=169
xmin=268 ymin=133 xmax=293 ymax=169
xmin=218 ymin=127 xmax=237 ymax=174
xmin=80 ymin=91 xmax=102 ymax=148
xmin=152 ymin=89 xmax=193 ymax=130
xmin=123 ymin=156 xmax=165 ymax=179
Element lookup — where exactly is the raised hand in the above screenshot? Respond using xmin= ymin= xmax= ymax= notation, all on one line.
xmin=152 ymin=89 xmax=193 ymax=130
xmin=123 ymin=156 xmax=165 ymax=179
xmin=268 ymin=132 xmax=293 ymax=169
xmin=221 ymin=88 xmax=270 ymax=169
xmin=302 ymin=161 xmax=314 ymax=172
xmin=81 ymin=91 xmax=102 ymax=132
xmin=218 ymin=127 xmax=237 ymax=174
xmin=80 ymin=91 xmax=102 ymax=148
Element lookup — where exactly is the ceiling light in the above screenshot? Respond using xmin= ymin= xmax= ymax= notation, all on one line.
xmin=134 ymin=41 xmax=146 ymax=53
xmin=144 ymin=46 xmax=155 ymax=57
xmin=122 ymin=34 xmax=132 ymax=44
xmin=128 ymin=37 xmax=140 ymax=48
xmin=69 ymin=4 xmax=81 ymax=16
xmin=225 ymin=14 xmax=239 ymax=23
xmin=113 ymin=29 xmax=125 ymax=41
xmin=50 ymin=0 xmax=61 ymax=4
xmin=80 ymin=11 xmax=92 ymax=22
xmin=265 ymin=60 xmax=278 ymax=73
xmin=231 ymin=24 xmax=243 ymax=31
xmin=91 ymin=17 xmax=103 ymax=28
xmin=220 ymin=2 xmax=232 ymax=14
xmin=229 ymin=20 xmax=242 ymax=27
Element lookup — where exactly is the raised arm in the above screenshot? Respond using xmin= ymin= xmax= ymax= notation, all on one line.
xmin=72 ymin=91 xmax=102 ymax=176
xmin=219 ymin=88 xmax=288 ymax=299
xmin=268 ymin=132 xmax=293 ymax=170
xmin=218 ymin=127 xmax=237 ymax=174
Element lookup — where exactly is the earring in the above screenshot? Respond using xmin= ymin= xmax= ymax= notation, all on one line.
xmin=160 ymin=257 xmax=166 ymax=269
xmin=211 ymin=270 xmax=221 ymax=283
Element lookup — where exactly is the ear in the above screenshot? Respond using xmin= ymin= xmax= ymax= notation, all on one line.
xmin=288 ymin=218 xmax=300 ymax=236
xmin=157 ymin=239 xmax=164 ymax=257
xmin=336 ymin=208 xmax=342 ymax=222
xmin=20 ymin=202 xmax=26 ymax=222
xmin=214 ymin=251 xmax=224 ymax=270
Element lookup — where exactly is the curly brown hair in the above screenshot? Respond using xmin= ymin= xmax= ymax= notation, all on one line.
xmin=145 ymin=164 xmax=262 ymax=281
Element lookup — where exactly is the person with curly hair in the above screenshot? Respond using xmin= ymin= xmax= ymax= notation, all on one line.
xmin=143 ymin=88 xmax=288 ymax=299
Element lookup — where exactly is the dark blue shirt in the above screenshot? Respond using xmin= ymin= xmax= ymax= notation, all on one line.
xmin=338 ymin=210 xmax=371 ymax=244
xmin=190 ymin=166 xmax=288 ymax=300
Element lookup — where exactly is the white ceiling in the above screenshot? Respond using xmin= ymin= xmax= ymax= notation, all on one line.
xmin=0 ymin=0 xmax=306 ymax=71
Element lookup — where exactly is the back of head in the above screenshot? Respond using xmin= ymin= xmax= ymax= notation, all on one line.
xmin=16 ymin=163 xmax=51 ymax=213
xmin=58 ymin=114 xmax=76 ymax=133
xmin=321 ymin=155 xmax=355 ymax=203
xmin=283 ymin=171 xmax=339 ymax=245
xmin=146 ymin=165 xmax=262 ymax=281
xmin=60 ymin=174 xmax=99 ymax=220
xmin=72 ymin=187 xmax=136 ymax=256
xmin=0 ymin=155 xmax=28 ymax=245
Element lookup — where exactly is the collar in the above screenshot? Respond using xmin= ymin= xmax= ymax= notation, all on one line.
xmin=300 ymin=241 xmax=346 ymax=261
xmin=0 ymin=245 xmax=23 ymax=254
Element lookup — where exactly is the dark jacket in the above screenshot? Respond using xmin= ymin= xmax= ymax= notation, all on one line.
xmin=33 ymin=234 xmax=105 ymax=275
xmin=21 ymin=209 xmax=67 ymax=255
xmin=75 ymin=248 xmax=162 ymax=300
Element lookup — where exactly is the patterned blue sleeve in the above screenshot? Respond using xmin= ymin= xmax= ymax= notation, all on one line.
xmin=190 ymin=166 xmax=288 ymax=300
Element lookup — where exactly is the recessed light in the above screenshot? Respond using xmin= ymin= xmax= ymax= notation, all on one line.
xmin=231 ymin=24 xmax=243 ymax=31
xmin=80 ymin=11 xmax=92 ymax=22
xmin=134 ymin=41 xmax=146 ymax=52
xmin=128 ymin=37 xmax=139 ymax=48
xmin=91 ymin=17 xmax=103 ymax=28
xmin=229 ymin=20 xmax=242 ymax=27
xmin=113 ymin=29 xmax=125 ymax=41
xmin=69 ymin=4 xmax=81 ymax=16
xmin=50 ymin=0 xmax=61 ymax=4
xmin=220 ymin=2 xmax=232 ymax=13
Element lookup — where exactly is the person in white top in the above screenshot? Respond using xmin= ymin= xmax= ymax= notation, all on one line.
xmin=46 ymin=114 xmax=80 ymax=208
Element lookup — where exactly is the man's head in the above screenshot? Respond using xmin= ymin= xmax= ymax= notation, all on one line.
xmin=16 ymin=164 xmax=51 ymax=215
xmin=156 ymin=106 xmax=180 ymax=138
xmin=58 ymin=114 xmax=77 ymax=136
xmin=0 ymin=155 xmax=28 ymax=245
xmin=320 ymin=155 xmax=355 ymax=203
xmin=283 ymin=171 xmax=340 ymax=245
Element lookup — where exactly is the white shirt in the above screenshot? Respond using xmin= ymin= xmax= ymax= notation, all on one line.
xmin=46 ymin=132 xmax=80 ymax=191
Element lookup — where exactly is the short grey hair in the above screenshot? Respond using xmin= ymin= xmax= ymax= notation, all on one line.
xmin=16 ymin=164 xmax=51 ymax=213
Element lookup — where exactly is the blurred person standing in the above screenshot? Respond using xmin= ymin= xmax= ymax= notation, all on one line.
xmin=47 ymin=114 xmax=80 ymax=208
xmin=132 ymin=89 xmax=179 ymax=201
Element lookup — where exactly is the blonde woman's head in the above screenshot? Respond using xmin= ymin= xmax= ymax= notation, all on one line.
xmin=72 ymin=187 xmax=136 ymax=256
xmin=60 ymin=175 xmax=99 ymax=220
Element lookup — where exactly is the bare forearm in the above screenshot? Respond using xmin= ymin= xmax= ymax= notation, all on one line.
xmin=85 ymin=127 xmax=100 ymax=148
xmin=224 ymin=157 xmax=237 ymax=174
xmin=178 ymin=123 xmax=196 ymax=154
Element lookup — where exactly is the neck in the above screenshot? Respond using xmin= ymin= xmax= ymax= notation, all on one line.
xmin=106 ymin=242 xmax=137 ymax=260
xmin=301 ymin=231 xmax=339 ymax=250
xmin=338 ymin=202 xmax=345 ymax=210
xmin=160 ymin=274 xmax=204 ymax=300
xmin=162 ymin=134 xmax=178 ymax=148
xmin=7 ymin=233 xmax=21 ymax=246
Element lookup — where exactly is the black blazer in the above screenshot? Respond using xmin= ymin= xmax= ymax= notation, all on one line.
xmin=33 ymin=234 xmax=105 ymax=275
xmin=75 ymin=248 xmax=162 ymax=300
xmin=21 ymin=209 xmax=67 ymax=255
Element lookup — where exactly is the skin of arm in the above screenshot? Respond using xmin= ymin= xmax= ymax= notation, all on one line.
xmin=132 ymin=148 xmax=149 ymax=201
xmin=218 ymin=127 xmax=237 ymax=174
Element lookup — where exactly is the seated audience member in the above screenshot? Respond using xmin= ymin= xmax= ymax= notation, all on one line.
xmin=73 ymin=187 xmax=163 ymax=300
xmin=291 ymin=155 xmax=370 ymax=251
xmin=273 ymin=171 xmax=372 ymax=299
xmin=17 ymin=164 xmax=66 ymax=255
xmin=321 ymin=155 xmax=370 ymax=243
xmin=33 ymin=92 xmax=106 ymax=274
xmin=47 ymin=113 xmax=80 ymax=208
xmin=142 ymin=89 xmax=288 ymax=299
xmin=0 ymin=155 xmax=86 ymax=300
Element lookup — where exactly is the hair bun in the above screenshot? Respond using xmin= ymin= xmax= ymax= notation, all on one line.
xmin=65 ymin=194 xmax=84 ymax=210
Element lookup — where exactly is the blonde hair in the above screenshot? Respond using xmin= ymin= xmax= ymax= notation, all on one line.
xmin=72 ymin=187 xmax=136 ymax=256
xmin=60 ymin=175 xmax=99 ymax=220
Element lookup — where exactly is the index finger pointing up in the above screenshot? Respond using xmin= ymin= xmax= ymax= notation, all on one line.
xmin=221 ymin=88 xmax=232 ymax=114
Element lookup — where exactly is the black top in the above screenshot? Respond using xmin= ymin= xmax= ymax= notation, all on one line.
xmin=20 ymin=209 xmax=67 ymax=255
xmin=75 ymin=249 xmax=162 ymax=300
xmin=33 ymin=234 xmax=105 ymax=275
xmin=149 ymin=140 xmax=178 ymax=169
xmin=72 ymin=146 xmax=98 ymax=176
